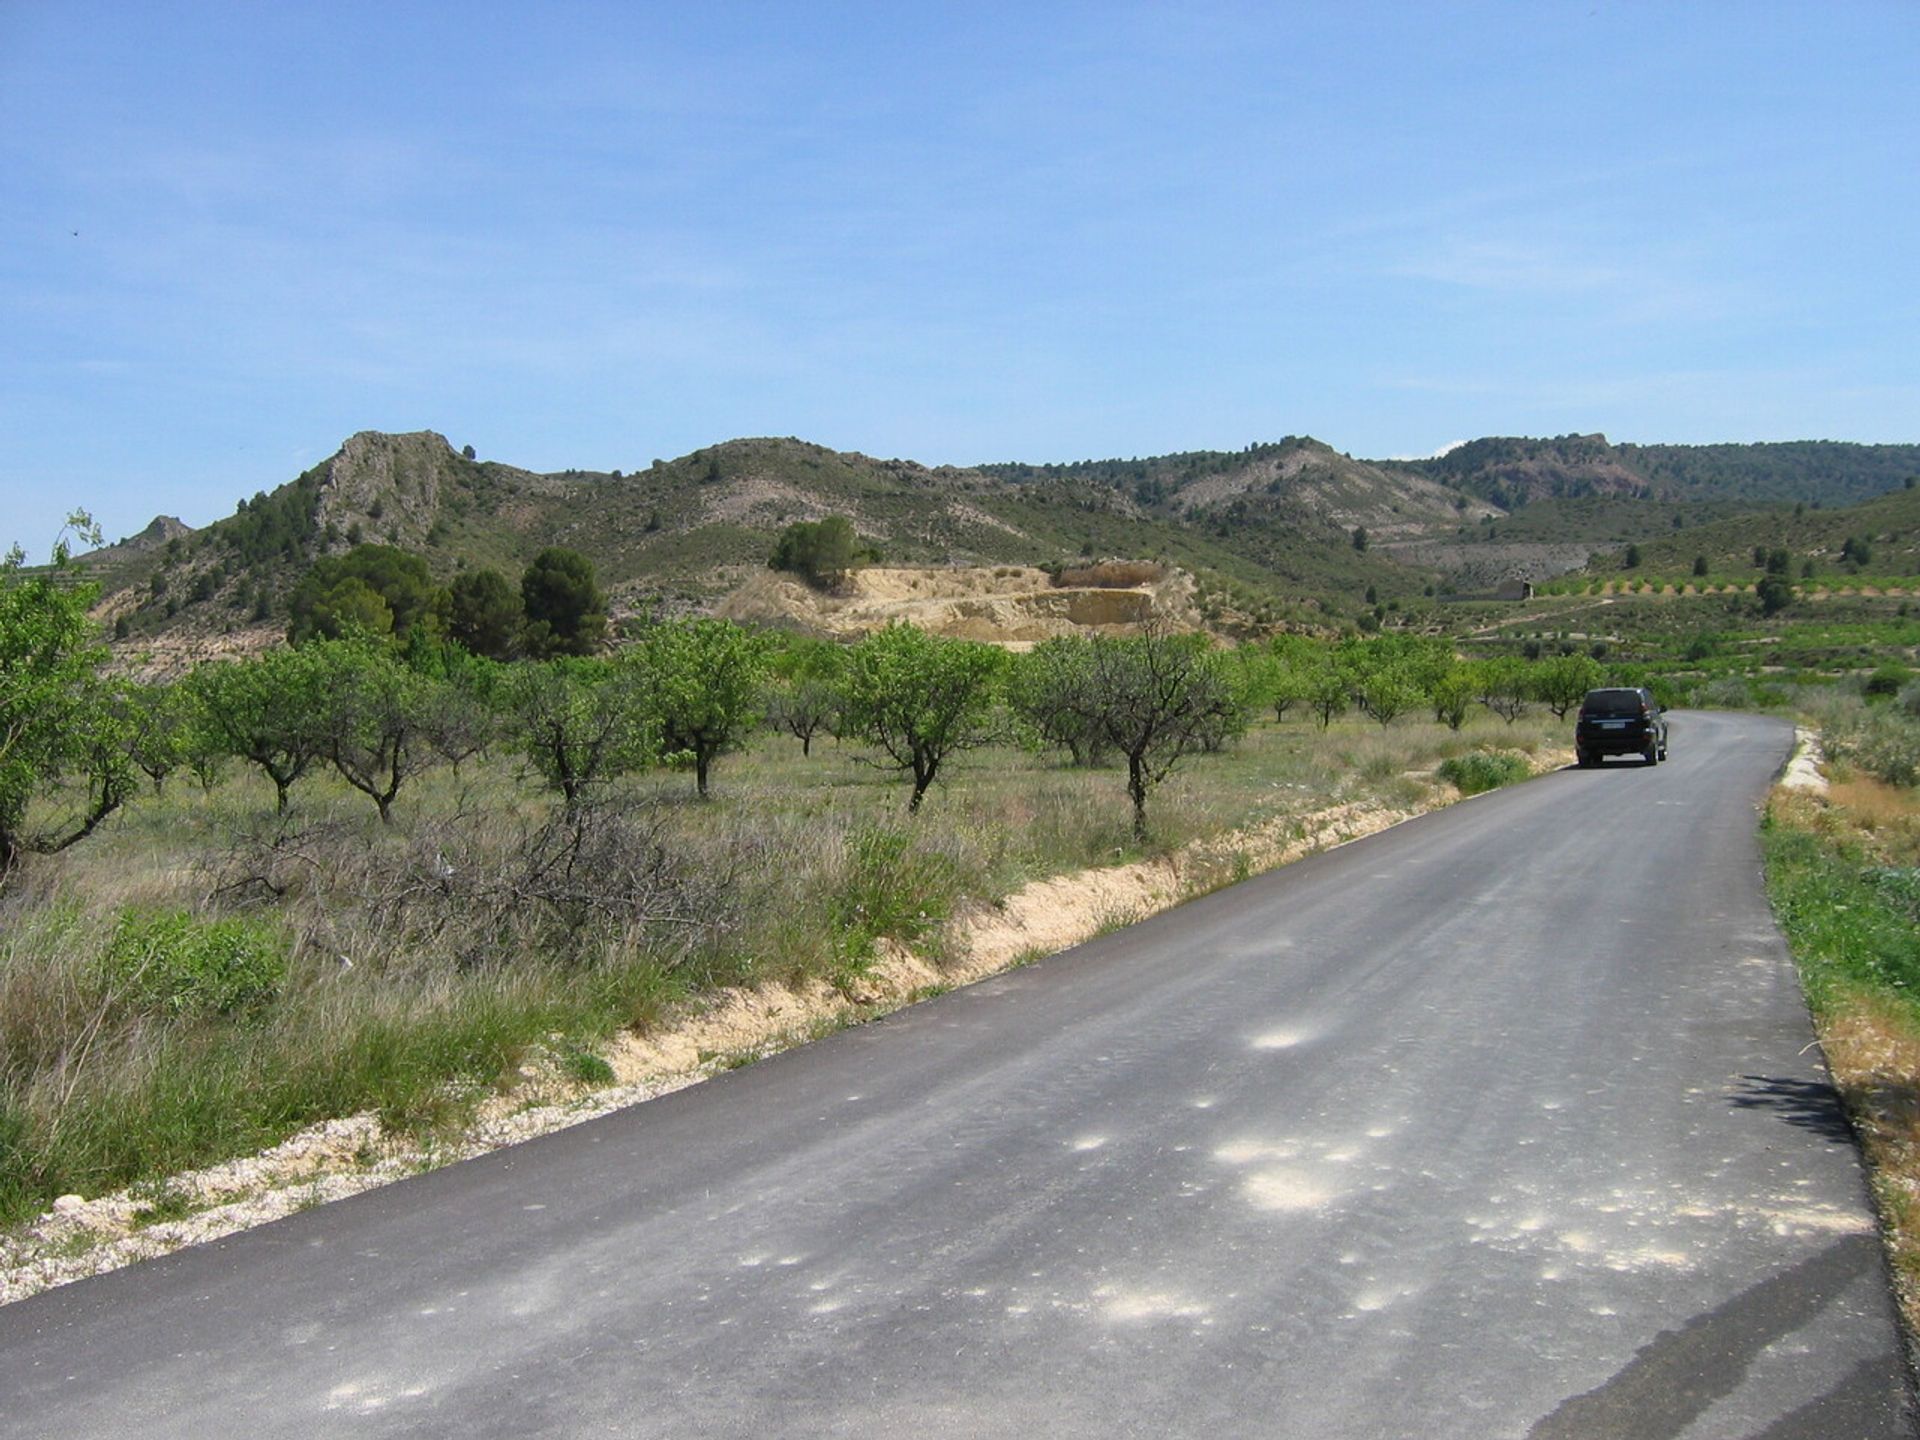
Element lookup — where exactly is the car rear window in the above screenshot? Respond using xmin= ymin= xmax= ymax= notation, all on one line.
xmin=1582 ymin=690 xmax=1645 ymax=716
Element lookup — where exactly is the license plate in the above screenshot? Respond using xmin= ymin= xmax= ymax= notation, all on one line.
xmin=1600 ymin=720 xmax=1627 ymax=729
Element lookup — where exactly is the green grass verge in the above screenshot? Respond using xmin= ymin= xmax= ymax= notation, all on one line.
xmin=1764 ymin=821 xmax=1920 ymax=1015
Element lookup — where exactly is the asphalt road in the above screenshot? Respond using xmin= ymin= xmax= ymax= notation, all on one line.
xmin=2 ymin=711 xmax=1912 ymax=1438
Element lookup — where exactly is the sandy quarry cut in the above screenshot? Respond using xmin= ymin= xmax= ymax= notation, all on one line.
xmin=717 ymin=564 xmax=1201 ymax=647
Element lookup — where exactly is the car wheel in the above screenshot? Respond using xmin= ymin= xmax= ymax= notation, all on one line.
xmin=1644 ymin=747 xmax=1658 ymax=766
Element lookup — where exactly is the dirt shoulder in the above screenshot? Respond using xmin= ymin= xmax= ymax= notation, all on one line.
xmin=0 ymin=750 xmax=1565 ymax=1305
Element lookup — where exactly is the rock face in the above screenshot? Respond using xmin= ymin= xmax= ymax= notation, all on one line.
xmin=310 ymin=431 xmax=460 ymax=549
xmin=79 ymin=514 xmax=190 ymax=565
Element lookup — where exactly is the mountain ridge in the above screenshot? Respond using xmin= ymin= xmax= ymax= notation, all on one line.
xmin=80 ymin=428 xmax=1920 ymax=661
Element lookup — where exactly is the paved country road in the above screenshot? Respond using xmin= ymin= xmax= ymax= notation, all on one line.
xmin=2 ymin=711 xmax=1912 ymax=1438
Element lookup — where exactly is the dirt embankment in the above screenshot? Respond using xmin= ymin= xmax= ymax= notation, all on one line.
xmin=0 ymin=748 xmax=1566 ymax=1304
xmin=717 ymin=565 xmax=1201 ymax=647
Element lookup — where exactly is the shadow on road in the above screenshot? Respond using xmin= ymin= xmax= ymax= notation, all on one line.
xmin=1526 ymin=1235 xmax=1908 ymax=1438
xmin=1729 ymin=1074 xmax=1857 ymax=1144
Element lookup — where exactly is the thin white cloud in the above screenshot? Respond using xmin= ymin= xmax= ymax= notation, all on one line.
xmin=1382 ymin=439 xmax=1470 ymax=461
xmin=1393 ymin=238 xmax=1627 ymax=294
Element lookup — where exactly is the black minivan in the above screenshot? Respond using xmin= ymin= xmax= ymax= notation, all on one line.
xmin=1575 ymin=687 xmax=1668 ymax=767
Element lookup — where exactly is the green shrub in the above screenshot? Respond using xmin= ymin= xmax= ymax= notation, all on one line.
xmin=1824 ymin=705 xmax=1920 ymax=788
xmin=102 ymin=910 xmax=289 ymax=1017
xmin=1436 ymin=752 xmax=1530 ymax=796
xmin=1867 ymin=867 xmax=1920 ymax=922
xmin=1864 ymin=664 xmax=1911 ymax=700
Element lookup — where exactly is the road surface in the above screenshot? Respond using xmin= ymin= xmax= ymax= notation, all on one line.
xmin=1 ymin=710 xmax=1911 ymax=1437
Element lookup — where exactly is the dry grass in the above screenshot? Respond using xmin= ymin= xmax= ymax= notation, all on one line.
xmin=1051 ymin=560 xmax=1165 ymax=589
xmin=0 ymin=706 xmax=1569 ymax=1228
xmin=1823 ymin=776 xmax=1920 ymax=855
xmin=1817 ymin=991 xmax=1920 ymax=1319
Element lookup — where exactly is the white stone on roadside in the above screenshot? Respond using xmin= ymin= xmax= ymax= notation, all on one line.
xmin=50 ymin=1195 xmax=87 ymax=1216
xmin=1780 ymin=728 xmax=1829 ymax=795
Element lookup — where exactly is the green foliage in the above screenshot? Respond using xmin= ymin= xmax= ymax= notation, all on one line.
xmin=1306 ymin=653 xmax=1351 ymax=728
xmin=1008 ymin=636 xmax=1113 ymax=766
xmin=1864 ymin=665 xmax=1910 ymax=700
xmin=218 ymin=474 xmax=322 ymax=568
xmin=840 ymin=625 xmax=1007 ymax=812
xmin=1416 ymin=435 xmax=1920 ymax=507
xmin=1430 ymin=669 xmax=1476 ymax=730
xmin=1471 ymin=657 xmax=1534 ymax=723
xmin=504 ymin=658 xmax=654 ymax=807
xmin=1820 ymin=696 xmax=1920 ymax=787
xmin=102 ymin=909 xmax=288 ymax=1017
xmin=521 ymin=547 xmax=606 ymax=657
xmin=1016 ymin=630 xmax=1246 ymax=837
xmin=1333 ymin=635 xmax=1454 ymax=727
xmin=112 ymin=680 xmax=190 ymax=792
xmin=1436 ymin=752 xmax=1531 ymax=796
xmin=1757 ymin=575 xmax=1794 ymax=617
xmin=288 ymin=544 xmax=447 ymax=645
xmin=0 ymin=516 xmax=133 ymax=870
xmin=447 ymin=567 xmax=524 ymax=660
xmin=764 ymin=638 xmax=847 ymax=755
xmin=185 ymin=646 xmax=329 ymax=813
xmin=299 ymin=576 xmax=393 ymax=639
xmin=1530 ymin=653 xmax=1603 ymax=719
xmin=769 ymin=515 xmax=866 ymax=587
xmin=625 ymin=619 xmax=772 ymax=796
xmin=305 ymin=638 xmax=477 ymax=823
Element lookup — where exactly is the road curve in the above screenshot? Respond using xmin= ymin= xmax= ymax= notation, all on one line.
xmin=1 ymin=711 xmax=1912 ymax=1438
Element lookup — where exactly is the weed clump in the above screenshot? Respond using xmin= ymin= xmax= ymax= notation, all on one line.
xmin=830 ymin=825 xmax=958 ymax=969
xmin=1436 ymin=752 xmax=1530 ymax=796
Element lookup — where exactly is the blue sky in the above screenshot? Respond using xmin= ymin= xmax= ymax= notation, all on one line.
xmin=3 ymin=1 xmax=1915 ymax=556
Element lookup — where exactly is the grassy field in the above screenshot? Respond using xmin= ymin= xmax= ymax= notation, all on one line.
xmin=0 ymin=707 xmax=1565 ymax=1228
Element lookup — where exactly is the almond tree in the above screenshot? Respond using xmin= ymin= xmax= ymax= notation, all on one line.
xmin=0 ymin=514 xmax=136 ymax=870
xmin=839 ymin=625 xmax=1006 ymax=813
xmin=626 ymin=618 xmax=771 ymax=797
xmin=1531 ymin=653 xmax=1602 ymax=720
xmin=1079 ymin=629 xmax=1246 ymax=840
xmin=764 ymin=638 xmax=845 ymax=757
xmin=1009 ymin=637 xmax=1110 ymax=766
xmin=504 ymin=658 xmax=653 ymax=811
xmin=187 ymin=647 xmax=328 ymax=813
xmin=307 ymin=638 xmax=474 ymax=824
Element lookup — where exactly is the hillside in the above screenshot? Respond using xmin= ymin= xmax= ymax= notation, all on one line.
xmin=1574 ymin=481 xmax=1920 ymax=581
xmin=75 ymin=428 xmax=1920 ymax=664
xmin=86 ymin=431 xmax=1447 ymax=661
xmin=1390 ymin=434 xmax=1920 ymax=509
